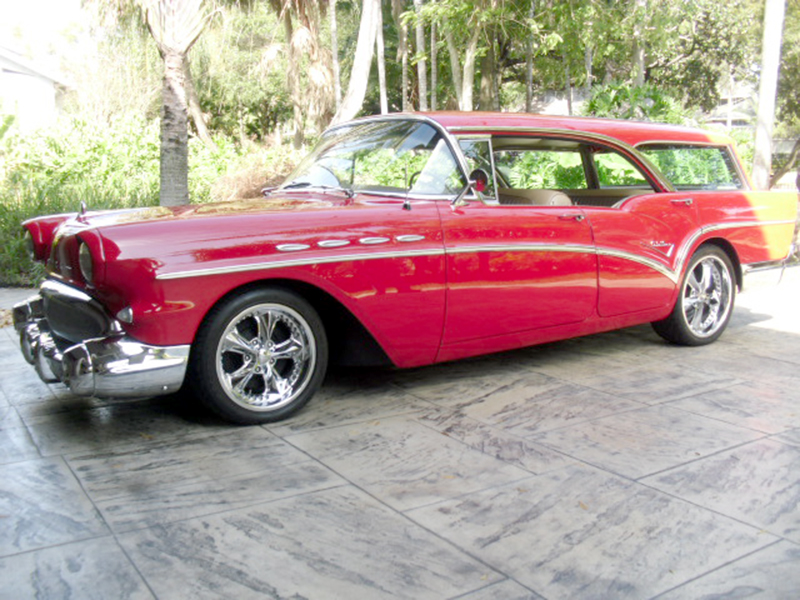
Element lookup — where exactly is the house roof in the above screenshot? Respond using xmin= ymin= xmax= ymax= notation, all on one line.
xmin=0 ymin=45 xmax=70 ymax=87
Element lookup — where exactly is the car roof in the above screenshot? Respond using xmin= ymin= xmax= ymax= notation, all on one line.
xmin=418 ymin=111 xmax=733 ymax=148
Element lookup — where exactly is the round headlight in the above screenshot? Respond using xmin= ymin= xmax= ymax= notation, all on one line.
xmin=23 ymin=229 xmax=36 ymax=261
xmin=78 ymin=241 xmax=94 ymax=283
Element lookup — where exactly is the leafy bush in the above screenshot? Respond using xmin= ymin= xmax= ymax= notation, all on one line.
xmin=498 ymin=151 xmax=587 ymax=189
xmin=0 ymin=116 xmax=278 ymax=285
xmin=583 ymin=83 xmax=693 ymax=125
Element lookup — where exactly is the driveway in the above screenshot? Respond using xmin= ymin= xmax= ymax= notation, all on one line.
xmin=1 ymin=271 xmax=800 ymax=599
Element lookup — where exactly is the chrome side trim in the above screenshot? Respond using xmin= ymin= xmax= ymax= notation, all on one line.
xmin=596 ymin=248 xmax=678 ymax=283
xmin=700 ymin=220 xmax=795 ymax=235
xmin=446 ymin=243 xmax=597 ymax=256
xmin=157 ymin=248 xmax=448 ymax=280
xmin=156 ymin=219 xmax=796 ymax=282
xmin=397 ymin=235 xmax=426 ymax=243
xmin=318 ymin=240 xmax=350 ymax=248
xmin=672 ymin=219 xmax=797 ymax=280
xmin=358 ymin=237 xmax=391 ymax=245
xmin=276 ymin=243 xmax=311 ymax=252
xmin=154 ymin=243 xmax=676 ymax=283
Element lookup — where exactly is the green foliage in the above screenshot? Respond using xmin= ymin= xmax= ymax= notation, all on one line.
xmin=583 ymin=83 xmax=692 ymax=125
xmin=640 ymin=147 xmax=741 ymax=190
xmin=192 ymin=3 xmax=293 ymax=141
xmin=498 ymin=151 xmax=586 ymax=190
xmin=352 ymin=149 xmax=429 ymax=188
xmin=0 ymin=116 xmax=244 ymax=285
xmin=595 ymin=154 xmax=648 ymax=187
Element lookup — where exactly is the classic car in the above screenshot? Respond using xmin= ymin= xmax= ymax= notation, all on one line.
xmin=13 ymin=112 xmax=799 ymax=424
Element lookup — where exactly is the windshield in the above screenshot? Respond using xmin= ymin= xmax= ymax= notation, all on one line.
xmin=281 ymin=120 xmax=465 ymax=196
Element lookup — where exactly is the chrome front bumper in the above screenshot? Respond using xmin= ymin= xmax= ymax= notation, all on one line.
xmin=13 ymin=282 xmax=189 ymax=399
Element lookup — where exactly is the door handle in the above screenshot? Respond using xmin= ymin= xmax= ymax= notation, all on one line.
xmin=559 ymin=213 xmax=585 ymax=222
xmin=670 ymin=198 xmax=694 ymax=206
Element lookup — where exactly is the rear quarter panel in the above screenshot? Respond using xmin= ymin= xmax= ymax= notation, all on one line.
xmin=693 ymin=190 xmax=797 ymax=264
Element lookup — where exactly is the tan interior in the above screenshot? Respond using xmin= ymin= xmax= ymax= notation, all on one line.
xmin=497 ymin=188 xmax=573 ymax=206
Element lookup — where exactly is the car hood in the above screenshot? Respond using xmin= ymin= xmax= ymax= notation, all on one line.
xmin=74 ymin=195 xmax=340 ymax=228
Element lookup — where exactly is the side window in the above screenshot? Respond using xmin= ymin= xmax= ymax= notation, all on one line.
xmin=458 ymin=138 xmax=497 ymax=198
xmin=350 ymin=124 xmax=464 ymax=195
xmin=638 ymin=144 xmax=744 ymax=190
xmin=594 ymin=151 xmax=650 ymax=188
xmin=494 ymin=150 xmax=588 ymax=189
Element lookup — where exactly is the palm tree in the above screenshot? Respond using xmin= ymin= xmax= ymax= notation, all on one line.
xmin=141 ymin=0 xmax=212 ymax=206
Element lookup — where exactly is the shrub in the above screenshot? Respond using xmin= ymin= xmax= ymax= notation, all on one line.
xmin=0 ymin=116 xmax=291 ymax=285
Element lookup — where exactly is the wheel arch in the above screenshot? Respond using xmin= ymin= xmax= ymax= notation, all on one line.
xmin=692 ymin=237 xmax=743 ymax=291
xmin=197 ymin=278 xmax=393 ymax=368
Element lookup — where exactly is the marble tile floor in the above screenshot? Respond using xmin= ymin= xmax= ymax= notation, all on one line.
xmin=1 ymin=270 xmax=800 ymax=598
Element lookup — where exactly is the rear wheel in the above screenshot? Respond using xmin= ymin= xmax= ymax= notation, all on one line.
xmin=189 ymin=288 xmax=327 ymax=424
xmin=652 ymin=245 xmax=736 ymax=346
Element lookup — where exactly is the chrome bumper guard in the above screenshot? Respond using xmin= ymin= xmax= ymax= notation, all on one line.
xmin=741 ymin=244 xmax=797 ymax=290
xmin=13 ymin=286 xmax=189 ymax=399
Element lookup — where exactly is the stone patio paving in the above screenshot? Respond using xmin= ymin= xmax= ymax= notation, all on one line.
xmin=1 ymin=271 xmax=799 ymax=598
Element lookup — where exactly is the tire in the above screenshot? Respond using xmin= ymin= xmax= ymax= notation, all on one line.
xmin=651 ymin=245 xmax=736 ymax=346
xmin=189 ymin=288 xmax=328 ymax=424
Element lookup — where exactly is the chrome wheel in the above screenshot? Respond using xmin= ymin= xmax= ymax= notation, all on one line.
xmin=652 ymin=245 xmax=736 ymax=346
xmin=190 ymin=288 xmax=327 ymax=424
xmin=680 ymin=254 xmax=733 ymax=338
xmin=216 ymin=303 xmax=316 ymax=412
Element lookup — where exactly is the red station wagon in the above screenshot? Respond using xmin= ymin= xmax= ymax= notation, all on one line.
xmin=13 ymin=112 xmax=799 ymax=423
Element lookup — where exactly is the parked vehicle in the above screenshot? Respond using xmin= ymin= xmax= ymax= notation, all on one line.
xmin=14 ymin=112 xmax=799 ymax=423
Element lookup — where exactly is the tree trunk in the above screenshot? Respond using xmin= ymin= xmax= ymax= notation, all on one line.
xmin=392 ymin=0 xmax=410 ymax=111
xmin=330 ymin=0 xmax=342 ymax=112
xmin=413 ymin=0 xmax=427 ymax=110
xmin=445 ymin=29 xmax=463 ymax=109
xmin=430 ymin=18 xmax=437 ymax=110
xmin=479 ymin=37 xmax=496 ymax=110
xmin=332 ymin=0 xmax=379 ymax=124
xmin=183 ymin=59 xmax=215 ymax=150
xmin=461 ymin=28 xmax=480 ymax=111
xmin=565 ymin=58 xmax=573 ymax=115
xmin=752 ymin=0 xmax=786 ymax=190
xmin=401 ymin=25 xmax=410 ymax=111
xmin=160 ymin=50 xmax=190 ymax=207
xmin=281 ymin=9 xmax=304 ymax=148
xmin=376 ymin=0 xmax=388 ymax=114
xmin=769 ymin=139 xmax=800 ymax=189
xmin=584 ymin=44 xmax=593 ymax=95
xmin=632 ymin=0 xmax=647 ymax=86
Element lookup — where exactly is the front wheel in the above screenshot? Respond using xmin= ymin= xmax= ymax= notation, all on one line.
xmin=188 ymin=288 xmax=328 ymax=424
xmin=652 ymin=246 xmax=736 ymax=346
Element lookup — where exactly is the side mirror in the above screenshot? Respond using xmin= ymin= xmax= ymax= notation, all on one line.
xmin=452 ymin=168 xmax=490 ymax=208
xmin=470 ymin=168 xmax=489 ymax=193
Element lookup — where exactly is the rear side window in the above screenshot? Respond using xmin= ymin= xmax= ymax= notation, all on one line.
xmin=638 ymin=144 xmax=744 ymax=190
xmin=594 ymin=151 xmax=649 ymax=188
